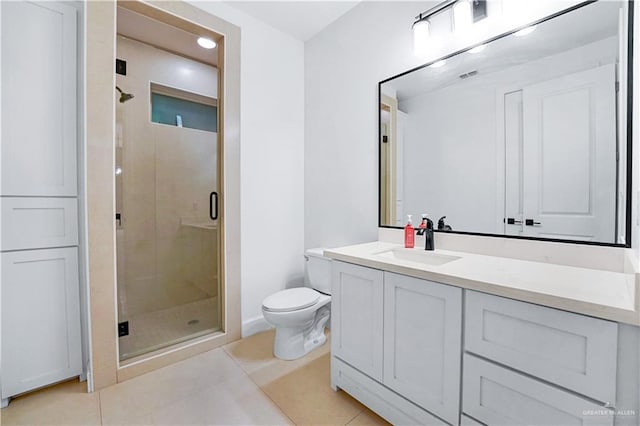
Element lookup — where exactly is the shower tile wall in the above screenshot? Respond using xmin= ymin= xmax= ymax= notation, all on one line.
xmin=116 ymin=35 xmax=219 ymax=352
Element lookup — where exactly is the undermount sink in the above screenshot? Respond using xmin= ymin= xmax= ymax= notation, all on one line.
xmin=375 ymin=248 xmax=461 ymax=266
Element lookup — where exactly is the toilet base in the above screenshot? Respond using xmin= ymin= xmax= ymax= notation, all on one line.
xmin=273 ymin=306 xmax=330 ymax=360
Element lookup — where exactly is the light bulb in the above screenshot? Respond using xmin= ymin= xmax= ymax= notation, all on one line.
xmin=197 ymin=37 xmax=216 ymax=49
xmin=413 ymin=19 xmax=429 ymax=56
xmin=514 ymin=25 xmax=537 ymax=37
xmin=453 ymin=0 xmax=472 ymax=34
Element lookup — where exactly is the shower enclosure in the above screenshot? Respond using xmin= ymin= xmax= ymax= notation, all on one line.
xmin=114 ymin=27 xmax=222 ymax=361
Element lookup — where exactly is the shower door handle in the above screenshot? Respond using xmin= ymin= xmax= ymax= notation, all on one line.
xmin=209 ymin=191 xmax=218 ymax=220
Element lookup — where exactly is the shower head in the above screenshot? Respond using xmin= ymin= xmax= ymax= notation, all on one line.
xmin=115 ymin=86 xmax=134 ymax=103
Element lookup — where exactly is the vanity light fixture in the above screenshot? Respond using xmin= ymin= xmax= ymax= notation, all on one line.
xmin=468 ymin=44 xmax=486 ymax=53
xmin=197 ymin=37 xmax=216 ymax=49
xmin=430 ymin=59 xmax=447 ymax=68
xmin=412 ymin=0 xmax=487 ymax=56
xmin=513 ymin=25 xmax=537 ymax=37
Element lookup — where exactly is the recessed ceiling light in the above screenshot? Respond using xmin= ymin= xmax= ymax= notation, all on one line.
xmin=514 ymin=25 xmax=537 ymax=37
xmin=469 ymin=44 xmax=486 ymax=54
xmin=429 ymin=60 xmax=447 ymax=68
xmin=197 ymin=37 xmax=216 ymax=49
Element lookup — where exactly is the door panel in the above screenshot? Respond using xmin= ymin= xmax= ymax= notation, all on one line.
xmin=383 ymin=272 xmax=462 ymax=424
xmin=1 ymin=1 xmax=77 ymax=196
xmin=331 ymin=261 xmax=384 ymax=381
xmin=522 ymin=64 xmax=616 ymax=242
xmin=1 ymin=248 xmax=82 ymax=397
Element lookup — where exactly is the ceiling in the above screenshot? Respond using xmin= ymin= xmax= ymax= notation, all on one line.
xmin=117 ymin=7 xmax=219 ymax=67
xmin=224 ymin=1 xmax=360 ymax=41
xmin=116 ymin=1 xmax=360 ymax=67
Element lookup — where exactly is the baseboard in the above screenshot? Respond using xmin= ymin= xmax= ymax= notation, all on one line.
xmin=242 ymin=315 xmax=272 ymax=338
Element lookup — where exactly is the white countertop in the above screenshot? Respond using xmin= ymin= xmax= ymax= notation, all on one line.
xmin=324 ymin=241 xmax=640 ymax=326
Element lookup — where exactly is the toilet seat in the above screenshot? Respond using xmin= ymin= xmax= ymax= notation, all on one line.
xmin=262 ymin=288 xmax=320 ymax=312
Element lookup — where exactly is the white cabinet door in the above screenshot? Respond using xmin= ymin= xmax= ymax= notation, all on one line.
xmin=331 ymin=261 xmax=384 ymax=382
xmin=383 ymin=272 xmax=462 ymax=425
xmin=1 ymin=1 xmax=77 ymax=196
xmin=1 ymin=248 xmax=82 ymax=398
xmin=463 ymin=354 xmax=613 ymax=426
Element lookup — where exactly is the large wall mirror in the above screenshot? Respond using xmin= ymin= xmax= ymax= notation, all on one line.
xmin=379 ymin=0 xmax=633 ymax=246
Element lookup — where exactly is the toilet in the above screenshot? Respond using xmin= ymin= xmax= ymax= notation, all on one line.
xmin=262 ymin=248 xmax=331 ymax=360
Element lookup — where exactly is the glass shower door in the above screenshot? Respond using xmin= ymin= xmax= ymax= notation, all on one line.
xmin=115 ymin=36 xmax=221 ymax=362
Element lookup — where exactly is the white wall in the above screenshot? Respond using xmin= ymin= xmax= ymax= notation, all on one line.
xmin=188 ymin=1 xmax=305 ymax=335
xmin=401 ymin=81 xmax=498 ymax=234
xmin=304 ymin=0 xmax=590 ymax=249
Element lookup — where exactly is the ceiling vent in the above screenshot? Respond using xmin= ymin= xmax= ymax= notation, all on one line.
xmin=459 ymin=70 xmax=479 ymax=79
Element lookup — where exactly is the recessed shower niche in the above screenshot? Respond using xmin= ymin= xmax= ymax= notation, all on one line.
xmin=115 ymin=6 xmax=222 ymax=361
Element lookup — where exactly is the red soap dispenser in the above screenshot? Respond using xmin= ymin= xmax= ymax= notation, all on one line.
xmin=404 ymin=215 xmax=415 ymax=248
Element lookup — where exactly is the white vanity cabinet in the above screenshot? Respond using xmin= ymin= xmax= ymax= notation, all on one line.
xmin=331 ymin=261 xmax=462 ymax=425
xmin=330 ymin=259 xmax=639 ymax=426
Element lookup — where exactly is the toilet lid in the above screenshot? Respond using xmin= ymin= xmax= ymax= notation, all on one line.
xmin=263 ymin=288 xmax=320 ymax=312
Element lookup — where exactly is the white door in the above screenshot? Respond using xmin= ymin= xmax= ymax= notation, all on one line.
xmin=521 ymin=64 xmax=617 ymax=241
xmin=331 ymin=261 xmax=384 ymax=382
xmin=383 ymin=272 xmax=462 ymax=425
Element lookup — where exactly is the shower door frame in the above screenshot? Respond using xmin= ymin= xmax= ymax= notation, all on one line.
xmin=114 ymin=0 xmax=227 ymax=368
xmin=85 ymin=0 xmax=241 ymax=390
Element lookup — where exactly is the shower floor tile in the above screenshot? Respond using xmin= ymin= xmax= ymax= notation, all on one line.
xmin=119 ymin=297 xmax=220 ymax=360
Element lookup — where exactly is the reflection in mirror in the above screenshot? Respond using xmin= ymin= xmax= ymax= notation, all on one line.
xmin=379 ymin=1 xmax=632 ymax=245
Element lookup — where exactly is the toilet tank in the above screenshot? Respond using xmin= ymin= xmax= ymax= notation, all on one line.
xmin=304 ymin=248 xmax=332 ymax=295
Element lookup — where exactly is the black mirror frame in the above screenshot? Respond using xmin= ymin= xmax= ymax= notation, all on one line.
xmin=378 ymin=0 xmax=634 ymax=248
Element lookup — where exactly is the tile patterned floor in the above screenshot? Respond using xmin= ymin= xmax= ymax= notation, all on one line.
xmin=119 ymin=297 xmax=221 ymax=360
xmin=1 ymin=330 xmax=389 ymax=425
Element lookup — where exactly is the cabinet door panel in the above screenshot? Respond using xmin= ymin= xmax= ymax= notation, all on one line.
xmin=1 ymin=1 xmax=77 ymax=196
xmin=1 ymin=197 xmax=78 ymax=251
xmin=465 ymin=290 xmax=617 ymax=404
xmin=383 ymin=272 xmax=462 ymax=425
xmin=1 ymin=247 xmax=82 ymax=398
xmin=331 ymin=261 xmax=383 ymax=381
xmin=463 ymin=354 xmax=613 ymax=426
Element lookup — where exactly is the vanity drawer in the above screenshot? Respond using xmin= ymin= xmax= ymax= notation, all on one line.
xmin=464 ymin=290 xmax=617 ymax=404
xmin=462 ymin=354 xmax=613 ymax=426
xmin=1 ymin=197 xmax=78 ymax=251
